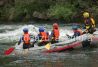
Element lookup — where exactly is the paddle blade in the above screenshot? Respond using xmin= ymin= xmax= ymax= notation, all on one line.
xmin=45 ymin=43 xmax=51 ymax=50
xmin=4 ymin=47 xmax=14 ymax=55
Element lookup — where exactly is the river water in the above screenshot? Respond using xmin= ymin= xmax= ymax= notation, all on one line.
xmin=0 ymin=22 xmax=98 ymax=67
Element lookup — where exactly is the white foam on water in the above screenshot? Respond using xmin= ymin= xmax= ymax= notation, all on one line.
xmin=0 ymin=25 xmax=20 ymax=30
xmin=0 ymin=25 xmax=39 ymax=43
xmin=59 ymin=29 xmax=74 ymax=41
xmin=94 ymin=31 xmax=98 ymax=35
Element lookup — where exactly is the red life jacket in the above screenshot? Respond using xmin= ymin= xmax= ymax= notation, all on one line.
xmin=23 ymin=33 xmax=30 ymax=44
xmin=53 ymin=29 xmax=59 ymax=40
xmin=73 ymin=29 xmax=82 ymax=35
xmin=40 ymin=32 xmax=48 ymax=41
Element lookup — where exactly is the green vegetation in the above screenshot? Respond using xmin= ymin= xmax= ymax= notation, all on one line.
xmin=0 ymin=0 xmax=98 ymax=22
xmin=48 ymin=3 xmax=75 ymax=22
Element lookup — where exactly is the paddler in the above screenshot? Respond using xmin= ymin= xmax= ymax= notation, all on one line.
xmin=72 ymin=24 xmax=83 ymax=37
xmin=18 ymin=28 xmax=31 ymax=55
xmin=66 ymin=24 xmax=83 ymax=38
xmin=36 ymin=26 xmax=49 ymax=46
xmin=83 ymin=12 xmax=96 ymax=34
xmin=18 ymin=28 xmax=31 ymax=48
xmin=18 ymin=28 xmax=35 ymax=47
xmin=50 ymin=23 xmax=60 ymax=44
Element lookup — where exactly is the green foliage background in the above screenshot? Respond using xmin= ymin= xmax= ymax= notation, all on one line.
xmin=0 ymin=0 xmax=98 ymax=22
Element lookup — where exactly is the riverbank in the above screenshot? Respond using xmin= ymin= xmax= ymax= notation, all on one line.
xmin=0 ymin=0 xmax=98 ymax=23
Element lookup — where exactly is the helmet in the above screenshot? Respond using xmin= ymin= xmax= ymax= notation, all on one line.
xmin=73 ymin=23 xmax=80 ymax=28
xmin=72 ymin=23 xmax=79 ymax=30
xmin=83 ymin=12 xmax=89 ymax=18
xmin=53 ymin=23 xmax=58 ymax=29
xmin=39 ymin=26 xmax=45 ymax=32
xmin=72 ymin=26 xmax=78 ymax=30
xmin=23 ymin=28 xmax=28 ymax=32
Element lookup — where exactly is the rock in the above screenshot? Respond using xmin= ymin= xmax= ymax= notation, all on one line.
xmin=0 ymin=1 xmax=4 ymax=6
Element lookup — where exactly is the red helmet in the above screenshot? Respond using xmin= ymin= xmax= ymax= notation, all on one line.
xmin=53 ymin=23 xmax=59 ymax=29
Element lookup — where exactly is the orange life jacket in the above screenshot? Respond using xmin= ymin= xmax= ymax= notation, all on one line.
xmin=40 ymin=32 xmax=48 ymax=41
xmin=23 ymin=33 xmax=30 ymax=44
xmin=53 ymin=29 xmax=59 ymax=40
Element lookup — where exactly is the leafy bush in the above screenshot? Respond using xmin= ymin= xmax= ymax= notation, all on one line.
xmin=48 ymin=3 xmax=76 ymax=22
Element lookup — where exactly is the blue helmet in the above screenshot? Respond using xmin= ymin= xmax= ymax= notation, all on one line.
xmin=72 ymin=23 xmax=80 ymax=30
xmin=39 ymin=26 xmax=45 ymax=32
xmin=23 ymin=28 xmax=28 ymax=32
xmin=72 ymin=26 xmax=78 ymax=30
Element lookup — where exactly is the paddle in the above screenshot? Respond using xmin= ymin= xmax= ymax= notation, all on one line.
xmin=45 ymin=43 xmax=51 ymax=50
xmin=4 ymin=42 xmax=21 ymax=56
xmin=66 ymin=34 xmax=74 ymax=39
xmin=4 ymin=47 xmax=15 ymax=55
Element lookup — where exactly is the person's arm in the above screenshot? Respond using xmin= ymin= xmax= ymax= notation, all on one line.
xmin=29 ymin=34 xmax=36 ymax=46
xmin=30 ymin=34 xmax=35 ymax=39
xmin=35 ymin=34 xmax=41 ymax=42
xmin=91 ymin=18 xmax=95 ymax=27
xmin=50 ymin=31 xmax=54 ymax=39
xmin=18 ymin=36 xmax=23 ymax=45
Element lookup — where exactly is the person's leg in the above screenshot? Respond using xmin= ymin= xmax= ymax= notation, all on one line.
xmin=88 ymin=27 xmax=95 ymax=34
xmin=51 ymin=39 xmax=55 ymax=44
xmin=30 ymin=42 xmax=35 ymax=47
xmin=23 ymin=44 xmax=29 ymax=56
xmin=55 ymin=39 xmax=59 ymax=43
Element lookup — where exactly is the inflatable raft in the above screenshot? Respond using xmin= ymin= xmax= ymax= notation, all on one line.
xmin=14 ymin=34 xmax=98 ymax=54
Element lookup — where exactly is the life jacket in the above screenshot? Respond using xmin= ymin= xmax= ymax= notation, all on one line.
xmin=73 ymin=29 xmax=82 ymax=36
xmin=23 ymin=33 xmax=30 ymax=44
xmin=84 ymin=18 xmax=95 ymax=29
xmin=40 ymin=32 xmax=48 ymax=41
xmin=53 ymin=29 xmax=59 ymax=40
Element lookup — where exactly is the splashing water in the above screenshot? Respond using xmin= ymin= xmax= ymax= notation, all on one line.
xmin=0 ymin=25 xmax=39 ymax=43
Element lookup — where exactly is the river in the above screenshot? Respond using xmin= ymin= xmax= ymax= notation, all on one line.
xmin=0 ymin=22 xmax=98 ymax=67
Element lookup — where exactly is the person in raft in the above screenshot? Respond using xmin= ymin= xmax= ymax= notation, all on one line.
xmin=50 ymin=23 xmax=60 ymax=44
xmin=66 ymin=24 xmax=83 ymax=38
xmin=18 ymin=28 xmax=35 ymax=49
xmin=36 ymin=26 xmax=49 ymax=46
xmin=72 ymin=24 xmax=83 ymax=37
xmin=83 ymin=12 xmax=96 ymax=34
